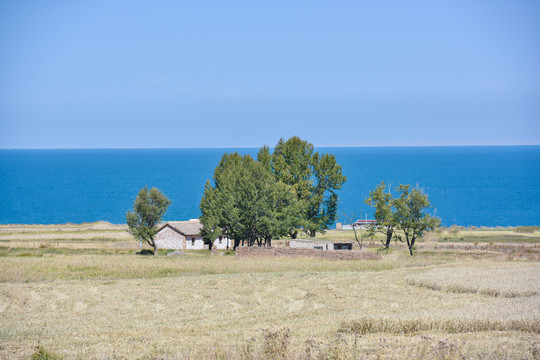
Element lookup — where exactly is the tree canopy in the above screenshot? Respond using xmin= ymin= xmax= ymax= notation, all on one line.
xmin=365 ymin=181 xmax=398 ymax=249
xmin=272 ymin=137 xmax=346 ymax=237
xmin=392 ymin=184 xmax=441 ymax=256
xmin=126 ymin=186 xmax=171 ymax=255
xmin=200 ymin=137 xmax=347 ymax=249
xmin=200 ymin=152 xmax=298 ymax=249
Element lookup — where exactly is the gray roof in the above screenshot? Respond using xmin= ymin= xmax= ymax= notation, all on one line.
xmin=159 ymin=220 xmax=202 ymax=236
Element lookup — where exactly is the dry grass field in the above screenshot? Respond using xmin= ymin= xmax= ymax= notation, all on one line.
xmin=1 ymin=223 xmax=539 ymax=359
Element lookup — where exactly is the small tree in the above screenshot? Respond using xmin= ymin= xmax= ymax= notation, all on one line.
xmin=365 ymin=181 xmax=399 ymax=249
xmin=126 ymin=186 xmax=171 ymax=255
xmin=341 ymin=211 xmax=365 ymax=249
xmin=393 ymin=184 xmax=441 ymax=256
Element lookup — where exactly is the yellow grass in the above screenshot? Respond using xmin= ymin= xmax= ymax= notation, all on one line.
xmin=0 ymin=223 xmax=539 ymax=359
xmin=405 ymin=263 xmax=540 ymax=297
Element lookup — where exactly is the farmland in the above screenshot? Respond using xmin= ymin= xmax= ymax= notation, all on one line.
xmin=0 ymin=223 xmax=539 ymax=359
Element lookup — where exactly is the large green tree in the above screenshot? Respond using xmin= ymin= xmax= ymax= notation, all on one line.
xmin=200 ymin=152 xmax=298 ymax=250
xmin=392 ymin=184 xmax=441 ymax=256
xmin=200 ymin=137 xmax=346 ymax=249
xmin=126 ymin=186 xmax=171 ymax=255
xmin=272 ymin=137 xmax=346 ymax=237
xmin=365 ymin=181 xmax=399 ymax=249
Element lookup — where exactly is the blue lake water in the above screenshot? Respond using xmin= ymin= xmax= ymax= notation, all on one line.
xmin=0 ymin=146 xmax=539 ymax=226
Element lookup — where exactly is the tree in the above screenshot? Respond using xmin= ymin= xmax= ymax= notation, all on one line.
xmin=272 ymin=137 xmax=346 ymax=237
xmin=200 ymin=151 xmax=300 ymax=250
xmin=392 ymin=184 xmax=441 ymax=256
xmin=200 ymin=137 xmax=346 ymax=250
xmin=365 ymin=181 xmax=399 ymax=249
xmin=126 ymin=186 xmax=171 ymax=255
xmin=200 ymin=153 xmax=294 ymax=250
xmin=341 ymin=211 xmax=365 ymax=249
xmin=199 ymin=181 xmax=222 ymax=251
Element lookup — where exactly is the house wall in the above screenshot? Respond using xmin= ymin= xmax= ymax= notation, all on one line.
xmin=185 ymin=236 xmax=205 ymax=250
xmin=213 ymin=236 xmax=232 ymax=249
xmin=155 ymin=226 xmax=233 ymax=250
xmin=155 ymin=227 xmax=185 ymax=250
xmin=289 ymin=239 xmax=334 ymax=251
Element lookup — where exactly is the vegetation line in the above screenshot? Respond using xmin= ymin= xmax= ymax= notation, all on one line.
xmin=406 ymin=278 xmax=539 ymax=298
xmin=338 ymin=317 xmax=540 ymax=335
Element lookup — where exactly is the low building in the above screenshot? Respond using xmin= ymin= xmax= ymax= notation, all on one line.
xmin=341 ymin=219 xmax=378 ymax=230
xmin=154 ymin=219 xmax=232 ymax=250
xmin=288 ymin=239 xmax=353 ymax=251
xmin=354 ymin=219 xmax=377 ymax=228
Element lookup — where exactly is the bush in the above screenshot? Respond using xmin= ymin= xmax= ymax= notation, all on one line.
xmin=31 ymin=347 xmax=64 ymax=360
xmin=136 ymin=249 xmax=154 ymax=256
xmin=376 ymin=247 xmax=394 ymax=255
xmin=515 ymin=226 xmax=539 ymax=233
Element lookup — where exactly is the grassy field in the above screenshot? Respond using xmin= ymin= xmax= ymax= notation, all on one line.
xmin=1 ymin=223 xmax=539 ymax=359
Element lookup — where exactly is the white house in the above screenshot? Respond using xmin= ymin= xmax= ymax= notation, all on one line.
xmin=154 ymin=219 xmax=232 ymax=250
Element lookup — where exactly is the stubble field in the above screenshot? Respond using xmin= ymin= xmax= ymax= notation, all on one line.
xmin=0 ymin=223 xmax=539 ymax=359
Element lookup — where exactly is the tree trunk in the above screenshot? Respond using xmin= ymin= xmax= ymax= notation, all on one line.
xmin=309 ymin=229 xmax=316 ymax=237
xmin=234 ymin=239 xmax=240 ymax=251
xmin=351 ymin=225 xmax=362 ymax=249
xmin=290 ymin=231 xmax=298 ymax=239
xmin=208 ymin=241 xmax=213 ymax=251
xmin=147 ymin=239 xmax=158 ymax=256
xmin=408 ymin=238 xmax=415 ymax=256
xmin=385 ymin=228 xmax=393 ymax=249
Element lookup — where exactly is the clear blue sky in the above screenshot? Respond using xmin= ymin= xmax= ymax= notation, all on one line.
xmin=1 ymin=0 xmax=539 ymax=148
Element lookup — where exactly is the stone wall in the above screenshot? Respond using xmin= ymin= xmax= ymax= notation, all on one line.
xmin=155 ymin=226 xmax=185 ymax=250
xmin=235 ymin=247 xmax=381 ymax=260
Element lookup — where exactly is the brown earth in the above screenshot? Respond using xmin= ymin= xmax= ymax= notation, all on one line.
xmin=235 ymin=246 xmax=381 ymax=260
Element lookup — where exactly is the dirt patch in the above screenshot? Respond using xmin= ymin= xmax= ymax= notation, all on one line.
xmin=235 ymin=247 xmax=381 ymax=260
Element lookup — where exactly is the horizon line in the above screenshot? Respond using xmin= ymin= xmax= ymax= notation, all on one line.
xmin=1 ymin=144 xmax=540 ymax=150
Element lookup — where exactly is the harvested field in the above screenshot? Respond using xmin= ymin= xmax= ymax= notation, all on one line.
xmin=405 ymin=263 xmax=540 ymax=297
xmin=0 ymin=223 xmax=539 ymax=359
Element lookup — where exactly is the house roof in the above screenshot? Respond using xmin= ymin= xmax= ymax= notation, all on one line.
xmin=158 ymin=220 xmax=202 ymax=236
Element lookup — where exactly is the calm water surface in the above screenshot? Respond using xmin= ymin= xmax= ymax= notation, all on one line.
xmin=0 ymin=146 xmax=539 ymax=226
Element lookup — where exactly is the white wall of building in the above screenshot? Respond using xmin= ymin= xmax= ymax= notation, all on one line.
xmin=155 ymin=226 xmax=233 ymax=251
xmin=289 ymin=239 xmax=333 ymax=251
xmin=213 ymin=236 xmax=232 ymax=249
xmin=185 ymin=236 xmax=205 ymax=250
xmin=155 ymin=226 xmax=184 ymax=250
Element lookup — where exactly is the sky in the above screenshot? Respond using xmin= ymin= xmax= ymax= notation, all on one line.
xmin=1 ymin=0 xmax=539 ymax=149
